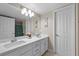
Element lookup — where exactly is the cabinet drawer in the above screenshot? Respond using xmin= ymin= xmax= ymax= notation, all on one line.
xmin=15 ymin=44 xmax=32 ymax=56
xmin=1 ymin=44 xmax=32 ymax=56
xmin=21 ymin=49 xmax=32 ymax=56
xmin=0 ymin=49 xmax=16 ymax=56
xmin=32 ymin=41 xmax=41 ymax=48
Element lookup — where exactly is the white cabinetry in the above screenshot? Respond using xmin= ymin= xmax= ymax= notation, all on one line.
xmin=0 ymin=44 xmax=32 ymax=56
xmin=0 ymin=37 xmax=48 ymax=56
xmin=44 ymin=38 xmax=48 ymax=51
xmin=32 ymin=41 xmax=41 ymax=56
xmin=40 ymin=37 xmax=48 ymax=55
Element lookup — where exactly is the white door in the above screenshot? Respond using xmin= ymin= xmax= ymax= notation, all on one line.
xmin=55 ymin=4 xmax=75 ymax=56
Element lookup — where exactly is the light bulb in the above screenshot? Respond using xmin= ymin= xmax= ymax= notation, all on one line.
xmin=29 ymin=14 xmax=32 ymax=18
xmin=25 ymin=11 xmax=28 ymax=16
xmin=31 ymin=12 xmax=34 ymax=16
xmin=29 ymin=12 xmax=35 ymax=18
xmin=28 ymin=10 xmax=32 ymax=15
xmin=21 ymin=8 xmax=27 ymax=15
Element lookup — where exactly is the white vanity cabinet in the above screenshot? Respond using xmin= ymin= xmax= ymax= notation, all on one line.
xmin=0 ymin=44 xmax=32 ymax=56
xmin=32 ymin=40 xmax=41 ymax=56
xmin=0 ymin=37 xmax=48 ymax=56
xmin=40 ymin=37 xmax=48 ymax=55
xmin=44 ymin=37 xmax=48 ymax=51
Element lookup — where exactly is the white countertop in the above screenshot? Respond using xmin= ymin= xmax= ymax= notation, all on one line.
xmin=0 ymin=34 xmax=48 ymax=54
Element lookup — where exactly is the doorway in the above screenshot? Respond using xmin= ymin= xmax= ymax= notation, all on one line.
xmin=55 ymin=4 xmax=76 ymax=56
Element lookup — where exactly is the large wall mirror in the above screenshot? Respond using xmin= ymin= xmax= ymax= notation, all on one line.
xmin=0 ymin=16 xmax=41 ymax=42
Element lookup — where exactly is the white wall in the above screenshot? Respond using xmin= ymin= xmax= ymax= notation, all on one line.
xmin=31 ymin=16 xmax=41 ymax=34
xmin=40 ymin=12 xmax=55 ymax=52
xmin=24 ymin=15 xmax=41 ymax=35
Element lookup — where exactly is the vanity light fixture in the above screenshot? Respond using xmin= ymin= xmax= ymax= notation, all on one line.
xmin=21 ymin=8 xmax=35 ymax=18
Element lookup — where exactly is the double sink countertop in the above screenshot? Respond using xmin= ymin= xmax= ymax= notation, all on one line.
xmin=0 ymin=34 xmax=48 ymax=54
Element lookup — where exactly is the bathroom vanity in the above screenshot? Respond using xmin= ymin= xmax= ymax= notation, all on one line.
xmin=0 ymin=34 xmax=48 ymax=56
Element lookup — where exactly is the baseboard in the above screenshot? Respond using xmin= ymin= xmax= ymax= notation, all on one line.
xmin=48 ymin=49 xmax=55 ymax=53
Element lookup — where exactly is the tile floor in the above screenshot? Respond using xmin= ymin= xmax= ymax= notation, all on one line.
xmin=43 ymin=50 xmax=58 ymax=56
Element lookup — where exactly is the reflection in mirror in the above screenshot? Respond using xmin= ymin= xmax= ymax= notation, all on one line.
xmin=15 ymin=20 xmax=24 ymax=37
xmin=0 ymin=16 xmax=15 ymax=42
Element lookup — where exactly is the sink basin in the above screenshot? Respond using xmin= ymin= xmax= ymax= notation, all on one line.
xmin=4 ymin=41 xmax=25 ymax=48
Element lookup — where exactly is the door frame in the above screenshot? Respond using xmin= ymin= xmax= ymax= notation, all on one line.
xmin=53 ymin=4 xmax=76 ymax=56
xmin=75 ymin=3 xmax=79 ymax=56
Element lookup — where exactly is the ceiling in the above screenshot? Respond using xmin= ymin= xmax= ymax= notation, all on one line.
xmin=0 ymin=3 xmax=29 ymax=20
xmin=21 ymin=3 xmax=70 ymax=15
xmin=0 ymin=3 xmax=71 ymax=20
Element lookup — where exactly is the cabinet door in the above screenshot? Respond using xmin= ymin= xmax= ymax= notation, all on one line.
xmin=32 ymin=41 xmax=41 ymax=56
xmin=44 ymin=38 xmax=48 ymax=51
xmin=40 ymin=39 xmax=45 ymax=55
xmin=21 ymin=49 xmax=32 ymax=56
xmin=40 ymin=38 xmax=48 ymax=55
